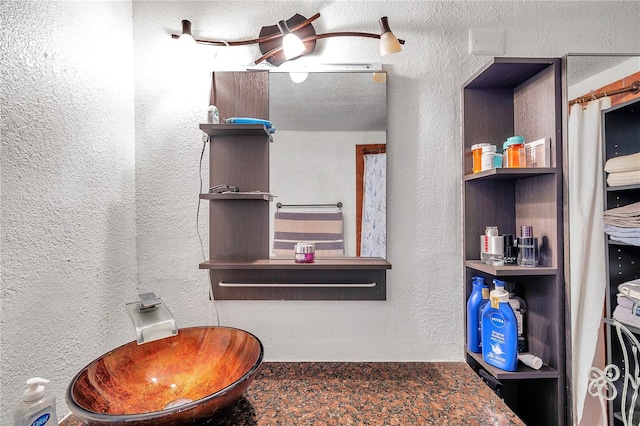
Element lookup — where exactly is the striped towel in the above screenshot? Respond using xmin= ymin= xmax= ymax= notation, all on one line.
xmin=273 ymin=211 xmax=344 ymax=257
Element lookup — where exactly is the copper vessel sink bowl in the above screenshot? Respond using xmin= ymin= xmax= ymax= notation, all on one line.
xmin=66 ymin=326 xmax=263 ymax=425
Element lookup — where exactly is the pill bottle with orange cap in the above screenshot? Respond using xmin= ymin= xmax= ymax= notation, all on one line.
xmin=471 ymin=143 xmax=490 ymax=173
xmin=503 ymin=136 xmax=526 ymax=168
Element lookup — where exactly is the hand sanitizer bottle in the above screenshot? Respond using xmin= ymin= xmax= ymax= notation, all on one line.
xmin=13 ymin=378 xmax=59 ymax=426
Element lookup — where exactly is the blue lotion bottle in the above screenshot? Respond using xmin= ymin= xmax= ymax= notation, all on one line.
xmin=481 ymin=279 xmax=518 ymax=371
xmin=467 ymin=276 xmax=489 ymax=353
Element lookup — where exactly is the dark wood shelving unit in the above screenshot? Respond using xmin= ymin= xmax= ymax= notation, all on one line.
xmin=601 ymin=98 xmax=640 ymax=426
xmin=200 ymin=71 xmax=390 ymax=300
xmin=462 ymin=57 xmax=566 ymax=426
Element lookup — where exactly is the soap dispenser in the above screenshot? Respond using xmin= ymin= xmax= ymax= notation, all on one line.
xmin=13 ymin=377 xmax=59 ymax=426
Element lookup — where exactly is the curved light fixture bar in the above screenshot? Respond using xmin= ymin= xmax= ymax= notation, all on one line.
xmin=254 ymin=31 xmax=406 ymax=65
xmin=170 ymin=13 xmax=321 ymax=47
xmin=171 ymin=13 xmax=405 ymax=66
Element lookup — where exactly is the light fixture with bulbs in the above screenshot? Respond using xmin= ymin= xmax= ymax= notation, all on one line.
xmin=171 ymin=13 xmax=405 ymax=66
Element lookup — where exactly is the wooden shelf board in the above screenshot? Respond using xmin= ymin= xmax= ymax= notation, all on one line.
xmin=604 ymin=317 xmax=640 ymax=335
xmin=199 ymin=192 xmax=272 ymax=201
xmin=606 ymin=183 xmax=640 ymax=192
xmin=607 ymin=238 xmax=639 ymax=247
xmin=614 ymin=411 xmax=640 ymax=424
xmin=200 ymin=257 xmax=392 ymax=270
xmin=199 ymin=123 xmax=272 ymax=138
xmin=465 ymin=260 xmax=557 ymax=276
xmin=464 ymin=168 xmax=556 ymax=181
xmin=463 ymin=58 xmax=555 ymax=89
xmin=467 ymin=351 xmax=558 ymax=380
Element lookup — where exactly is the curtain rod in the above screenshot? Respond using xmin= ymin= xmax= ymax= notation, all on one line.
xmin=569 ymin=80 xmax=640 ymax=107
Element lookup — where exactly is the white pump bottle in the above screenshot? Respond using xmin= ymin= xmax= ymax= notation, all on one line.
xmin=13 ymin=377 xmax=59 ymax=426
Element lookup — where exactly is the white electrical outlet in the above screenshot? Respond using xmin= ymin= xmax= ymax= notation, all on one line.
xmin=469 ymin=28 xmax=505 ymax=55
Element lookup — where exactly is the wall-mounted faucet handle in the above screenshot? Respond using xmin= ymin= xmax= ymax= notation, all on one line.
xmin=138 ymin=292 xmax=161 ymax=310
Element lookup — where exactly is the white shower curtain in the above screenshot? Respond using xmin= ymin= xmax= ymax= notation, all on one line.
xmin=569 ymin=97 xmax=611 ymax=425
xmin=361 ymin=153 xmax=386 ymax=257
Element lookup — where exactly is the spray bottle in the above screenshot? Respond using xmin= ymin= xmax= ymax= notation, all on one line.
xmin=13 ymin=378 xmax=59 ymax=426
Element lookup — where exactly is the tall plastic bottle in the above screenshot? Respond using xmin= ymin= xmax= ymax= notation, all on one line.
xmin=504 ymin=281 xmax=528 ymax=353
xmin=13 ymin=378 xmax=59 ymax=426
xmin=467 ymin=276 xmax=490 ymax=353
xmin=481 ymin=279 xmax=518 ymax=371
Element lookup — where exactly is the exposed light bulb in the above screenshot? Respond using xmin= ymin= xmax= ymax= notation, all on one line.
xmin=289 ymin=72 xmax=308 ymax=83
xmin=179 ymin=20 xmax=196 ymax=45
xmin=379 ymin=17 xmax=401 ymax=56
xmin=277 ymin=20 xmax=305 ymax=60
xmin=282 ymin=33 xmax=305 ymax=59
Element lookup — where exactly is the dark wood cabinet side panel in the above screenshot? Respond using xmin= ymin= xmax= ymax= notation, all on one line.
xmin=209 ymin=135 xmax=269 ymax=192
xmin=463 ymin=89 xmax=514 ymax=175
xmin=514 ymin=66 xmax=558 ymax=168
xmin=515 ymin=276 xmax=561 ymax=369
xmin=212 ymin=72 xmax=269 ymax=120
xmin=209 ymin=201 xmax=269 ymax=260
xmin=515 ymin=174 xmax=558 ymax=268
xmin=504 ymin=379 xmax=559 ymax=426
xmin=464 ymin=180 xmax=516 ymax=260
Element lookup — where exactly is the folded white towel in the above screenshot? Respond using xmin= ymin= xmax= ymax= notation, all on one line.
xmin=617 ymin=294 xmax=640 ymax=312
xmin=603 ymin=202 xmax=640 ymax=228
xmin=607 ymin=170 xmax=640 ymax=187
xmin=603 ymin=201 xmax=640 ymax=218
xmin=605 ymin=152 xmax=640 ymax=173
xmin=604 ymin=224 xmax=640 ymax=234
xmin=603 ymin=224 xmax=640 ymax=245
xmin=613 ymin=305 xmax=640 ymax=329
xmin=610 ymin=235 xmax=640 ymax=246
xmin=618 ymin=279 xmax=640 ymax=302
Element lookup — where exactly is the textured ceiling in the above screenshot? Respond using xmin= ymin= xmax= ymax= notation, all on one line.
xmin=567 ymin=55 xmax=638 ymax=85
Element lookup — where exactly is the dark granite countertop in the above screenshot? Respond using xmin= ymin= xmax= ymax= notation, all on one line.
xmin=61 ymin=362 xmax=524 ymax=425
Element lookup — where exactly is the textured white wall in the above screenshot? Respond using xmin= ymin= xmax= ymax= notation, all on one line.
xmin=0 ymin=1 xmax=136 ymax=423
xmin=1 ymin=1 xmax=639 ymax=423
xmin=132 ymin=0 xmax=640 ymax=364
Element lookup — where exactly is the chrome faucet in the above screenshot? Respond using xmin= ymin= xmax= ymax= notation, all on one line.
xmin=126 ymin=292 xmax=178 ymax=344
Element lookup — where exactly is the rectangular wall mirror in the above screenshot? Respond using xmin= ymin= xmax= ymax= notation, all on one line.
xmin=268 ymin=71 xmax=387 ymax=259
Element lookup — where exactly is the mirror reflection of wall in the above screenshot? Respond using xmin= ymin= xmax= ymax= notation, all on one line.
xmin=566 ymin=54 xmax=640 ymax=426
xmin=268 ymin=72 xmax=387 ymax=258
xmin=567 ymin=55 xmax=640 ymax=105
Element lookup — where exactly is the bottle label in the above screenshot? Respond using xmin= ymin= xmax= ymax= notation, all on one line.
xmin=490 ymin=294 xmax=500 ymax=309
xmin=482 ymin=288 xmax=489 ymax=299
xmin=489 ymin=312 xmax=506 ymax=328
xmin=31 ymin=414 xmax=50 ymax=426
